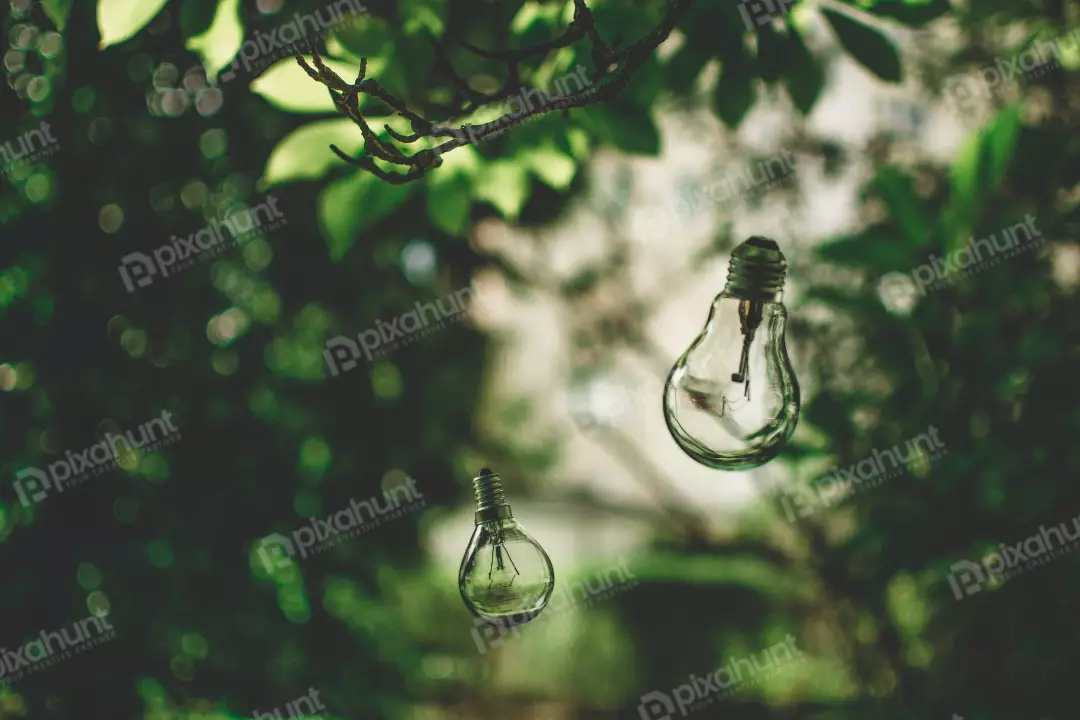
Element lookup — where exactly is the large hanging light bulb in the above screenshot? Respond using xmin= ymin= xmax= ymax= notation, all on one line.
xmin=459 ymin=468 xmax=555 ymax=625
xmin=663 ymin=236 xmax=800 ymax=470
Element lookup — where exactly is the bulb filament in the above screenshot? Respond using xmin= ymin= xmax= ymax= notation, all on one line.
xmin=488 ymin=530 xmax=520 ymax=589
xmin=730 ymin=300 xmax=764 ymax=401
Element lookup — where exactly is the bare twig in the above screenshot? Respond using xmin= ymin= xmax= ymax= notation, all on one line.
xmin=295 ymin=0 xmax=696 ymax=184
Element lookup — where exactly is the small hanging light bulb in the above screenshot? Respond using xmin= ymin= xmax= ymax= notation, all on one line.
xmin=458 ymin=468 xmax=555 ymax=625
xmin=663 ymin=236 xmax=800 ymax=470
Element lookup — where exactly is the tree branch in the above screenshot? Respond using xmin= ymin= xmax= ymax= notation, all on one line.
xmin=295 ymin=0 xmax=695 ymax=184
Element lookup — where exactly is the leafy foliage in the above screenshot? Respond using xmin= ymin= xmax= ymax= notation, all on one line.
xmin=0 ymin=0 xmax=1078 ymax=718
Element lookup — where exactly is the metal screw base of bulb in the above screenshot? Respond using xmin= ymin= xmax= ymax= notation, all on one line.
xmin=473 ymin=468 xmax=513 ymax=524
xmin=723 ymin=236 xmax=788 ymax=302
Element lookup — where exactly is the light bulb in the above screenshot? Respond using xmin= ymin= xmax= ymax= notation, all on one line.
xmin=458 ymin=468 xmax=555 ymax=625
xmin=663 ymin=236 xmax=800 ymax=470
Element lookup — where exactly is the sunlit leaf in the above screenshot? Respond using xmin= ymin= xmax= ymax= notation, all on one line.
xmin=97 ymin=0 xmax=170 ymax=49
xmin=184 ymin=0 xmax=244 ymax=81
xmin=473 ymin=161 xmax=530 ymax=220
xmin=261 ymin=119 xmax=372 ymax=187
xmin=318 ymin=171 xmax=415 ymax=261
xmin=402 ymin=0 xmax=446 ymax=36
xmin=822 ymin=8 xmax=902 ymax=82
xmin=983 ymin=103 xmax=1022 ymax=186
xmin=427 ymin=175 xmax=472 ymax=236
xmin=40 ymin=0 xmax=73 ymax=31
xmin=520 ymin=145 xmax=577 ymax=190
xmin=944 ymin=104 xmax=1022 ymax=252
xmin=250 ymin=57 xmax=382 ymax=114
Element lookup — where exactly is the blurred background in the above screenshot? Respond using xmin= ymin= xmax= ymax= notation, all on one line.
xmin=2 ymin=0 xmax=1080 ymax=717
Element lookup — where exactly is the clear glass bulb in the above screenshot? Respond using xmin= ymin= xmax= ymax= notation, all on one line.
xmin=664 ymin=237 xmax=800 ymax=470
xmin=459 ymin=468 xmax=554 ymax=625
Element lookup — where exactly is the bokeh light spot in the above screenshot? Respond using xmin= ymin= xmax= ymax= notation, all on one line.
xmin=99 ymin=203 xmax=124 ymax=233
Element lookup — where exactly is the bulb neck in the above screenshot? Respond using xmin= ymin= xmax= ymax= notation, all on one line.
xmin=473 ymin=468 xmax=513 ymax=524
xmin=722 ymin=236 xmax=787 ymax=303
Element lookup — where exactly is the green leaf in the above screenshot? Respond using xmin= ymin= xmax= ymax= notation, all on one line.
xmin=401 ymin=0 xmax=446 ymax=36
xmin=318 ymin=171 xmax=415 ymax=261
xmin=872 ymin=165 xmax=930 ymax=247
xmin=714 ymin=50 xmax=756 ymax=128
xmin=250 ymin=57 xmax=381 ymax=114
xmin=260 ymin=119 xmax=371 ymax=188
xmin=861 ymin=0 xmax=950 ymax=27
xmin=944 ymin=104 xmax=1022 ymax=252
xmin=815 ymin=231 xmax=914 ymax=272
xmin=782 ymin=26 xmax=825 ymax=114
xmin=822 ymin=8 xmax=902 ymax=83
xmin=949 ymin=104 xmax=1021 ymax=211
xmin=427 ymin=175 xmax=472 ymax=236
xmin=664 ymin=35 xmax=715 ymax=94
xmin=756 ymin=24 xmax=784 ymax=84
xmin=179 ymin=0 xmax=217 ymax=40
xmin=184 ymin=0 xmax=244 ymax=81
xmin=519 ymin=145 xmax=577 ymax=190
xmin=473 ymin=161 xmax=530 ymax=220
xmin=97 ymin=0 xmax=170 ymax=49
xmin=40 ymin=0 xmax=73 ymax=31
xmin=580 ymin=103 xmax=660 ymax=155
xmin=984 ymin=103 xmax=1022 ymax=186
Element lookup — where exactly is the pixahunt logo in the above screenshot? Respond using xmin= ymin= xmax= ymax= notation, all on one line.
xmin=947 ymin=509 xmax=1080 ymax=601
xmin=118 ymin=196 xmax=286 ymax=292
xmin=219 ymin=0 xmax=368 ymax=83
xmin=878 ymin=214 xmax=1044 ymax=301
xmin=637 ymin=635 xmax=805 ymax=719
xmin=628 ymin=152 xmax=796 ymax=242
xmin=470 ymin=557 xmax=638 ymax=654
xmin=1 ymin=120 xmax=60 ymax=177
xmin=14 ymin=410 xmax=180 ymax=508
xmin=0 ymin=614 xmax=116 ymax=685
xmin=323 ymin=284 xmax=478 ymax=375
xmin=255 ymin=478 xmax=425 ymax=572
xmin=943 ymin=27 xmax=1080 ymax=114
xmin=253 ymin=687 xmax=326 ymax=720
xmin=677 ymin=151 xmax=796 ymax=217
xmin=737 ymin=0 xmax=796 ymax=31
xmin=779 ymin=425 xmax=946 ymax=521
